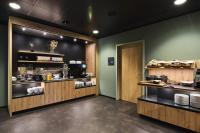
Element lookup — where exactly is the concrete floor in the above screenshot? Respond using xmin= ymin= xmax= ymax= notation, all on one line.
xmin=0 ymin=96 xmax=193 ymax=133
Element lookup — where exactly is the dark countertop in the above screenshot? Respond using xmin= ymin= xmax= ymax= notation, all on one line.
xmin=12 ymin=78 xmax=94 ymax=85
xmin=138 ymin=81 xmax=200 ymax=92
xmin=138 ymin=96 xmax=200 ymax=113
xmin=44 ymin=78 xmax=74 ymax=83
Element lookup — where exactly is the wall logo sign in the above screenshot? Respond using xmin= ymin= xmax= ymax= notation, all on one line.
xmin=108 ymin=57 xmax=114 ymax=66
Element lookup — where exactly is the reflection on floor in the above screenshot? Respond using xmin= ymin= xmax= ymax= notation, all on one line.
xmin=0 ymin=96 xmax=193 ymax=133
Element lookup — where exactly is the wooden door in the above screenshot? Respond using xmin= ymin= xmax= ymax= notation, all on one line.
xmin=120 ymin=43 xmax=143 ymax=103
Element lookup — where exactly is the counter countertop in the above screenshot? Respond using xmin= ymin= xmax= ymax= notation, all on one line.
xmin=138 ymin=96 xmax=200 ymax=113
xmin=12 ymin=78 xmax=94 ymax=85
xmin=138 ymin=81 xmax=199 ymax=92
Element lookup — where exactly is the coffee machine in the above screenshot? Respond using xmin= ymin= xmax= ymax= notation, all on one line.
xmin=68 ymin=64 xmax=87 ymax=78
xmin=194 ymin=69 xmax=200 ymax=89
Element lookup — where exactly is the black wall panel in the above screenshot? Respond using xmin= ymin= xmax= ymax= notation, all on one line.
xmin=12 ymin=33 xmax=86 ymax=75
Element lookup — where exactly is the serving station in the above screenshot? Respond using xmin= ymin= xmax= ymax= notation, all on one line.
xmin=8 ymin=17 xmax=99 ymax=116
xmin=137 ymin=59 xmax=200 ymax=132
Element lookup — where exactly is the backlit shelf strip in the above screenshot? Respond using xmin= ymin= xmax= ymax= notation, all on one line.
xmin=18 ymin=50 xmax=64 ymax=56
xmin=18 ymin=60 xmax=64 ymax=64
xmin=145 ymin=67 xmax=195 ymax=70
xmin=138 ymin=83 xmax=199 ymax=92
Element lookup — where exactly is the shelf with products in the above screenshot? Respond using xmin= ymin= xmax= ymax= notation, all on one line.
xmin=17 ymin=50 xmax=64 ymax=64
xmin=145 ymin=59 xmax=196 ymax=69
xmin=12 ymin=82 xmax=44 ymax=99
xmin=18 ymin=50 xmax=64 ymax=57
xmin=138 ymin=82 xmax=199 ymax=92
xmin=145 ymin=67 xmax=195 ymax=70
xmin=18 ymin=60 xmax=64 ymax=64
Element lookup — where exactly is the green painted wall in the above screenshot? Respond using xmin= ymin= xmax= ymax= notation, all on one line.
xmin=0 ymin=24 xmax=8 ymax=107
xmin=99 ymin=11 xmax=200 ymax=98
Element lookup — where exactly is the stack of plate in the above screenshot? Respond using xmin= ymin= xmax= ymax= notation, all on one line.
xmin=174 ymin=94 xmax=189 ymax=106
xmin=190 ymin=94 xmax=200 ymax=108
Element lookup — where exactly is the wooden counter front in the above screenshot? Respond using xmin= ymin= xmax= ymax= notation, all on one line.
xmin=137 ymin=100 xmax=200 ymax=132
xmin=11 ymin=95 xmax=45 ymax=112
xmin=11 ymin=80 xmax=97 ymax=113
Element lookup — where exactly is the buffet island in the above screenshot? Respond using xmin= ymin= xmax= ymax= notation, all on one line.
xmin=137 ymin=59 xmax=200 ymax=132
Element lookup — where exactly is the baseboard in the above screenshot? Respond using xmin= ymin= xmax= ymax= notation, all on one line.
xmin=0 ymin=106 xmax=7 ymax=109
xmin=99 ymin=94 xmax=116 ymax=99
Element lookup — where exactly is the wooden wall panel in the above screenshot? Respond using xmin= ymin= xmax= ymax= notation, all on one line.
xmin=95 ymin=43 xmax=99 ymax=95
xmin=148 ymin=68 xmax=194 ymax=82
xmin=8 ymin=18 xmax=13 ymax=116
xmin=86 ymin=43 xmax=96 ymax=75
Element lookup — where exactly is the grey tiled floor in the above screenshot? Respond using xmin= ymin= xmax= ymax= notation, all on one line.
xmin=0 ymin=96 xmax=193 ymax=133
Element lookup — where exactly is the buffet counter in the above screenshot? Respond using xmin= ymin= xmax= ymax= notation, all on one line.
xmin=138 ymin=98 xmax=200 ymax=132
xmin=11 ymin=79 xmax=97 ymax=113
xmin=12 ymin=78 xmax=86 ymax=85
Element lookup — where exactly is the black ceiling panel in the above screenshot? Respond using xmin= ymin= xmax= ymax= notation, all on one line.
xmin=0 ymin=0 xmax=200 ymax=38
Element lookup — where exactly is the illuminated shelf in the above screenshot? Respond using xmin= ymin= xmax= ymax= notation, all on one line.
xmin=18 ymin=50 xmax=64 ymax=57
xmin=145 ymin=67 xmax=195 ymax=70
xmin=138 ymin=82 xmax=199 ymax=92
xmin=18 ymin=60 xmax=64 ymax=64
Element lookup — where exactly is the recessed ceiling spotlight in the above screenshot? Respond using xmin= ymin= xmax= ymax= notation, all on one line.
xmin=85 ymin=41 xmax=88 ymax=44
xmin=22 ymin=27 xmax=26 ymax=31
xmin=43 ymin=32 xmax=47 ymax=36
xmin=73 ymin=38 xmax=77 ymax=42
xmin=9 ymin=2 xmax=21 ymax=10
xmin=174 ymin=0 xmax=187 ymax=6
xmin=60 ymin=35 xmax=63 ymax=39
xmin=92 ymin=30 xmax=99 ymax=34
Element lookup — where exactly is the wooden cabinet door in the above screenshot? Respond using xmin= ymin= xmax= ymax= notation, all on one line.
xmin=44 ymin=82 xmax=52 ymax=104
xmin=44 ymin=82 xmax=62 ymax=105
xmin=74 ymin=88 xmax=85 ymax=98
xmin=69 ymin=81 xmax=75 ymax=99
xmin=85 ymin=86 xmax=96 ymax=96
xmin=196 ymin=113 xmax=200 ymax=132
xmin=54 ymin=82 xmax=62 ymax=102
xmin=165 ymin=106 xmax=179 ymax=126
xmin=137 ymin=100 xmax=144 ymax=114
xmin=137 ymin=100 xmax=165 ymax=121
xmin=157 ymin=104 xmax=166 ymax=122
xmin=62 ymin=81 xmax=69 ymax=101
xmin=11 ymin=95 xmax=44 ymax=112
xmin=144 ymin=102 xmax=158 ymax=119
xmin=185 ymin=111 xmax=200 ymax=132
xmin=62 ymin=81 xmax=75 ymax=101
